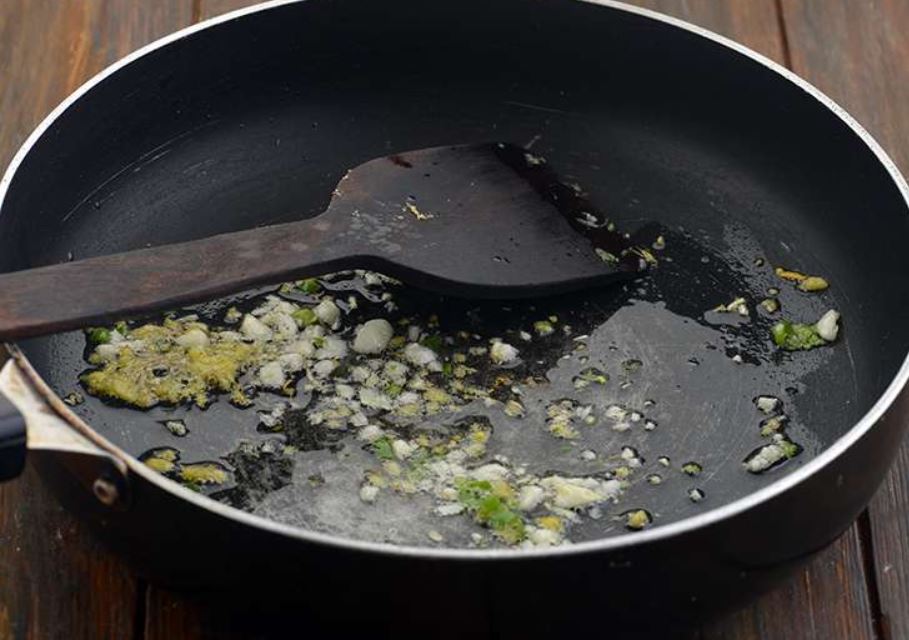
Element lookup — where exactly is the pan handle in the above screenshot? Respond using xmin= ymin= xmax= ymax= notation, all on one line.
xmin=0 ymin=356 xmax=130 ymax=491
xmin=0 ymin=377 xmax=26 ymax=481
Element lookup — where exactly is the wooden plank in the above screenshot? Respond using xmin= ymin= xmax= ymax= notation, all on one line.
xmin=143 ymin=590 xmax=217 ymax=640
xmin=0 ymin=465 xmax=139 ymax=640
xmin=199 ymin=0 xmax=260 ymax=20
xmin=869 ymin=448 xmax=909 ymax=640
xmin=780 ymin=0 xmax=909 ymax=171
xmin=0 ymin=2 xmax=194 ymax=639
xmin=778 ymin=3 xmax=909 ymax=637
xmin=696 ymin=525 xmax=877 ymax=640
xmin=0 ymin=1 xmax=194 ymax=171
xmin=625 ymin=0 xmax=880 ymax=636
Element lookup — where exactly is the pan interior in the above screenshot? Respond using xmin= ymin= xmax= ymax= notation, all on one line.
xmin=5 ymin=0 xmax=909 ymax=547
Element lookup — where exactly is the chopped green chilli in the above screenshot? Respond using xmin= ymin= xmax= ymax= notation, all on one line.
xmin=771 ymin=321 xmax=827 ymax=351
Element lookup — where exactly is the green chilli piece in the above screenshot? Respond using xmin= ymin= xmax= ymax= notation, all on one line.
xmin=455 ymin=478 xmax=525 ymax=544
xmin=86 ymin=327 xmax=112 ymax=345
xmin=291 ymin=308 xmax=318 ymax=327
xmin=298 ymin=278 xmax=322 ymax=294
xmin=372 ymin=437 xmax=395 ymax=460
xmin=771 ymin=321 xmax=826 ymax=351
xmin=421 ymin=334 xmax=444 ymax=352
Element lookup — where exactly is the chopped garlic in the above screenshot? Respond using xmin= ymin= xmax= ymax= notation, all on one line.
xmin=490 ymin=340 xmax=519 ymax=365
xmin=595 ymin=248 xmax=618 ymax=264
xmin=755 ymin=396 xmax=780 ymax=414
xmin=358 ymin=387 xmax=393 ymax=411
xmin=278 ymin=353 xmax=304 ymax=373
xmin=359 ymin=484 xmax=379 ymax=503
xmin=264 ymin=312 xmax=298 ymax=339
xmin=257 ymin=361 xmax=285 ymax=389
xmin=164 ymin=420 xmax=188 ymax=437
xmin=540 ymin=476 xmax=621 ymax=510
xmin=240 ymin=314 xmax=272 ymax=341
xmin=312 ymin=359 xmax=337 ymax=378
xmin=404 ymin=343 xmax=438 ymax=368
xmin=744 ymin=435 xmax=799 ymax=473
xmin=392 ymin=439 xmax=416 ymax=460
xmin=604 ymin=404 xmax=627 ymax=421
xmin=314 ymin=299 xmax=341 ymax=328
xmin=470 ymin=463 xmax=511 ymax=482
xmin=435 ymin=503 xmax=465 ymax=517
xmin=546 ymin=481 xmax=602 ymax=509
xmin=527 ymin=527 xmax=562 ymax=547
xmin=94 ymin=344 xmax=119 ymax=361
xmin=714 ymin=297 xmax=749 ymax=317
xmin=316 ymin=336 xmax=348 ymax=360
xmin=503 ymin=399 xmax=525 ymax=418
xmin=517 ymin=485 xmax=546 ymax=511
xmin=815 ymin=309 xmax=840 ymax=342
xmin=175 ymin=328 xmax=209 ymax=348
xmin=352 ymin=319 xmax=394 ymax=354
xmin=357 ymin=424 xmax=384 ymax=442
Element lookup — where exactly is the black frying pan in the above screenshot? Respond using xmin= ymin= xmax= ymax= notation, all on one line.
xmin=1 ymin=0 xmax=908 ymax=635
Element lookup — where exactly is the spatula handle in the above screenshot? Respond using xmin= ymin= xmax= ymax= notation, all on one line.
xmin=0 ymin=216 xmax=360 ymax=340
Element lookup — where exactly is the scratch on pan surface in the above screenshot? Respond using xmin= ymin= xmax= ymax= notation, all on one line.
xmin=60 ymin=121 xmax=218 ymax=223
xmin=504 ymin=100 xmax=577 ymax=116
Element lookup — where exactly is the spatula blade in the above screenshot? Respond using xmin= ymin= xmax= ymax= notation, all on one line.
xmin=327 ymin=143 xmax=643 ymax=298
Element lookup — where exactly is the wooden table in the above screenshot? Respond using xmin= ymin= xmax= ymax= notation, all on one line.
xmin=1 ymin=1 xmax=907 ymax=637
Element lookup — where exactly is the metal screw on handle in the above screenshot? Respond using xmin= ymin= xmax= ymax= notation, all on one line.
xmin=92 ymin=476 xmax=121 ymax=506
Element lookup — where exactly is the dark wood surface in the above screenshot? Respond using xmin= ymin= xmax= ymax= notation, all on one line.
xmin=0 ymin=1 xmax=906 ymax=638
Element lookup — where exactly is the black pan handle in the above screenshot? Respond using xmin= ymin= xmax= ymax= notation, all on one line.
xmin=0 ymin=387 xmax=26 ymax=481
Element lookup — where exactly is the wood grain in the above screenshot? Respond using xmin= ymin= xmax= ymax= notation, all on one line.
xmin=143 ymin=591 xmax=216 ymax=640
xmin=697 ymin=526 xmax=877 ymax=640
xmin=199 ymin=0 xmax=262 ymax=20
xmin=777 ymin=2 xmax=909 ymax=637
xmin=0 ymin=465 xmax=138 ymax=640
xmin=0 ymin=1 xmax=194 ymax=171
xmin=0 ymin=2 xmax=194 ymax=639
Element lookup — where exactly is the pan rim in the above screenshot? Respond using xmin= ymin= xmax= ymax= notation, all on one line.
xmin=2 ymin=0 xmax=909 ymax=561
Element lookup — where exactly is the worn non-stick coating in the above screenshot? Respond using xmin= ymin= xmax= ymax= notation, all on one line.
xmin=2 ymin=0 xmax=909 ymax=593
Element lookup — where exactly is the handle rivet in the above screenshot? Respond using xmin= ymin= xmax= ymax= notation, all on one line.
xmin=92 ymin=477 xmax=119 ymax=506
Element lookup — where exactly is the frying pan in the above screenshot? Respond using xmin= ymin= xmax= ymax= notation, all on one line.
xmin=2 ymin=0 xmax=909 ymax=634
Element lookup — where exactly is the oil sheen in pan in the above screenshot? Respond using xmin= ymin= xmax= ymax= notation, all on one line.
xmin=40 ymin=214 xmax=846 ymax=548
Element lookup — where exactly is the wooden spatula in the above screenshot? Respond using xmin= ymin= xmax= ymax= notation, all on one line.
xmin=0 ymin=143 xmax=642 ymax=340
